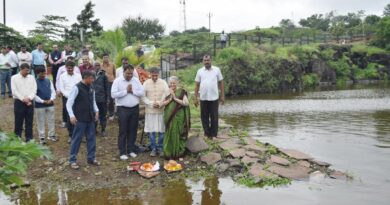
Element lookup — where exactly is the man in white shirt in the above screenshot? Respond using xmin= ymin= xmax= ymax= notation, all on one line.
xmin=220 ymin=31 xmax=228 ymax=48
xmin=194 ymin=55 xmax=225 ymax=139
xmin=115 ymin=57 xmax=139 ymax=80
xmin=111 ymin=64 xmax=145 ymax=160
xmin=17 ymin=45 xmax=32 ymax=67
xmin=11 ymin=63 xmax=37 ymax=142
xmin=61 ymin=45 xmax=76 ymax=64
xmin=0 ymin=47 xmax=12 ymax=98
xmin=6 ymin=46 xmax=19 ymax=75
xmin=59 ymin=61 xmax=82 ymax=142
xmin=56 ymin=57 xmax=80 ymax=127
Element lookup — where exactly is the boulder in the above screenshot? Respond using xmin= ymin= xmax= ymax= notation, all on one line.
xmin=329 ymin=170 xmax=347 ymax=180
xmin=270 ymin=155 xmax=291 ymax=166
xmin=216 ymin=163 xmax=230 ymax=173
xmin=279 ymin=149 xmax=312 ymax=160
xmin=200 ymin=152 xmax=222 ymax=165
xmin=186 ymin=136 xmax=209 ymax=153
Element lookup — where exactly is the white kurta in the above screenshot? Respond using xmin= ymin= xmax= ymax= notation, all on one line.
xmin=144 ymin=113 xmax=165 ymax=133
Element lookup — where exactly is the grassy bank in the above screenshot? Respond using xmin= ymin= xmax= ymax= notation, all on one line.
xmin=173 ymin=42 xmax=389 ymax=96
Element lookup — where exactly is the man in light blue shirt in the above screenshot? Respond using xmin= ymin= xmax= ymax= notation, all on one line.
xmin=31 ymin=42 xmax=46 ymax=74
xmin=111 ymin=64 xmax=144 ymax=160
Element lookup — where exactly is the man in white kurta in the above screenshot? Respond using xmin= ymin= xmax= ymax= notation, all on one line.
xmin=143 ymin=68 xmax=169 ymax=157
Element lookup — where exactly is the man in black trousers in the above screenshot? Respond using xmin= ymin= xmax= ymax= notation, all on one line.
xmin=111 ymin=65 xmax=145 ymax=160
xmin=11 ymin=63 xmax=37 ymax=142
xmin=194 ymin=55 xmax=225 ymax=138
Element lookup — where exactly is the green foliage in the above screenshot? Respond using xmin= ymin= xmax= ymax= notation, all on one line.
xmin=159 ymin=32 xmax=212 ymax=54
xmin=28 ymin=15 xmax=68 ymax=41
xmin=355 ymin=63 xmax=380 ymax=80
xmin=384 ymin=4 xmax=390 ymax=16
xmin=241 ymin=27 xmax=282 ymax=38
xmin=176 ymin=64 xmax=200 ymax=90
xmin=236 ymin=174 xmax=291 ymax=188
xmin=114 ymin=46 xmax=161 ymax=68
xmin=328 ymin=57 xmax=351 ymax=81
xmin=0 ymin=131 xmax=51 ymax=195
xmin=64 ymin=1 xmax=103 ymax=45
xmin=320 ymin=48 xmax=336 ymax=60
xmin=121 ymin=15 xmax=165 ymax=44
xmin=299 ymin=13 xmax=331 ymax=31
xmin=92 ymin=28 xmax=127 ymax=60
xmin=302 ymin=73 xmax=319 ymax=88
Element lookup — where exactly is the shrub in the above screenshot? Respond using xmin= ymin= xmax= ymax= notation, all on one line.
xmin=302 ymin=73 xmax=319 ymax=88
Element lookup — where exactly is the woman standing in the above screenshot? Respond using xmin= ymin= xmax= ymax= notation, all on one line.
xmin=163 ymin=76 xmax=191 ymax=159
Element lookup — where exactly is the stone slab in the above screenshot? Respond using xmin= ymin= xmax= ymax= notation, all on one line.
xmin=279 ymin=149 xmax=313 ymax=160
xmin=268 ymin=164 xmax=311 ymax=180
xmin=270 ymin=155 xmax=291 ymax=166
xmin=229 ymin=148 xmax=246 ymax=158
xmin=241 ymin=156 xmax=258 ymax=165
xmin=200 ymin=152 xmax=222 ymax=165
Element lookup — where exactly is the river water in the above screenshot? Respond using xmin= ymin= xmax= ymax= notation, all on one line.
xmin=2 ymin=86 xmax=390 ymax=205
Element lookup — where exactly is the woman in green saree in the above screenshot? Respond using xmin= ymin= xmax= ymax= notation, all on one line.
xmin=163 ymin=76 xmax=191 ymax=159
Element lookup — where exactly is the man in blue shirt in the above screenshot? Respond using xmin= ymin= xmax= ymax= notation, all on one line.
xmin=31 ymin=42 xmax=46 ymax=75
xmin=66 ymin=70 xmax=100 ymax=169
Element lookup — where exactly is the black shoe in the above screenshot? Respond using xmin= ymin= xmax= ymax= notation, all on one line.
xmin=101 ymin=131 xmax=106 ymax=137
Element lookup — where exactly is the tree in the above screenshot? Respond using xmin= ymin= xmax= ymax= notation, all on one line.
xmin=373 ymin=16 xmax=390 ymax=49
xmin=0 ymin=24 xmax=25 ymax=47
xmin=92 ymin=28 xmax=127 ymax=60
xmin=279 ymin=19 xmax=295 ymax=29
xmin=169 ymin=30 xmax=181 ymax=37
xmin=28 ymin=15 xmax=68 ymax=41
xmin=330 ymin=21 xmax=346 ymax=38
xmin=365 ymin=15 xmax=381 ymax=25
xmin=384 ymin=4 xmax=390 ymax=16
xmin=183 ymin=26 xmax=209 ymax=34
xmin=64 ymin=1 xmax=103 ymax=45
xmin=299 ymin=14 xmax=331 ymax=31
xmin=121 ymin=15 xmax=165 ymax=44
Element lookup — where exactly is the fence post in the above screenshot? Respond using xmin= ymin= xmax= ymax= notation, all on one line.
xmin=244 ymin=35 xmax=247 ymax=43
xmin=193 ymin=44 xmax=197 ymax=63
xmin=282 ymin=37 xmax=285 ymax=46
xmin=270 ymin=37 xmax=274 ymax=44
xmin=213 ymin=35 xmax=217 ymax=57
xmin=228 ymin=34 xmax=231 ymax=47
xmin=258 ymin=35 xmax=261 ymax=45
xmin=174 ymin=54 xmax=178 ymax=71
xmin=299 ymin=36 xmax=302 ymax=46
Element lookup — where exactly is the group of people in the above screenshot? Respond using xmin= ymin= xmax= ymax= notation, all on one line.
xmin=1 ymin=42 xmax=225 ymax=171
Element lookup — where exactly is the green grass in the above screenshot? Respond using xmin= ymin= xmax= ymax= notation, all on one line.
xmin=351 ymin=43 xmax=387 ymax=56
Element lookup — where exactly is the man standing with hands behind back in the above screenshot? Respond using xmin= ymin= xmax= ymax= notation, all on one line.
xmin=194 ymin=55 xmax=225 ymax=139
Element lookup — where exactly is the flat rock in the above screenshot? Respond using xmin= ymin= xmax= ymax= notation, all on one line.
xmin=200 ymin=152 xmax=222 ymax=165
xmin=217 ymin=134 xmax=231 ymax=139
xmin=241 ymin=156 xmax=258 ymax=165
xmin=297 ymin=160 xmax=311 ymax=168
xmin=212 ymin=138 xmax=228 ymax=143
xmin=186 ymin=136 xmax=209 ymax=153
xmin=311 ymin=159 xmax=331 ymax=167
xmin=227 ymin=158 xmax=241 ymax=167
xmin=229 ymin=148 xmax=246 ymax=158
xmin=329 ymin=170 xmax=347 ymax=180
xmin=219 ymin=139 xmax=241 ymax=150
xmin=270 ymin=155 xmax=291 ymax=166
xmin=216 ymin=163 xmax=230 ymax=173
xmin=249 ymin=164 xmax=276 ymax=178
xmin=268 ymin=164 xmax=311 ymax=180
xmin=244 ymin=144 xmax=267 ymax=153
xmin=279 ymin=149 xmax=313 ymax=160
xmin=243 ymin=137 xmax=258 ymax=145
xmin=245 ymin=151 xmax=259 ymax=158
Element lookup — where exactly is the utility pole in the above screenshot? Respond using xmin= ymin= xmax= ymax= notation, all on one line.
xmin=3 ymin=0 xmax=5 ymax=25
xmin=180 ymin=0 xmax=187 ymax=31
xmin=207 ymin=12 xmax=213 ymax=33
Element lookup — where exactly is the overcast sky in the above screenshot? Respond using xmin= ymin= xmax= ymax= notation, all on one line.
xmin=3 ymin=0 xmax=389 ymax=35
